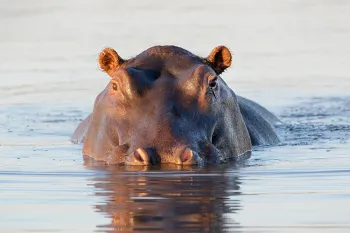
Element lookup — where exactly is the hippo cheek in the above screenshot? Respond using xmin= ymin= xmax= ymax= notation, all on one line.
xmin=197 ymin=142 xmax=221 ymax=163
xmin=105 ymin=144 xmax=129 ymax=165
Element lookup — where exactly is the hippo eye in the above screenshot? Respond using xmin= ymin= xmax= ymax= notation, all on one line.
xmin=112 ymin=83 xmax=118 ymax=91
xmin=209 ymin=77 xmax=218 ymax=88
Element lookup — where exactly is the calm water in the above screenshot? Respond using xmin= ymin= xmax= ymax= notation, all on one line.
xmin=1 ymin=1 xmax=350 ymax=232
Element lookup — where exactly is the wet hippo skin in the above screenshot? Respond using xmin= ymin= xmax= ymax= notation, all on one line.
xmin=72 ymin=45 xmax=280 ymax=165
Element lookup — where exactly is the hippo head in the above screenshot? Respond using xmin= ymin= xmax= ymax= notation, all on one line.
xmin=83 ymin=46 xmax=251 ymax=165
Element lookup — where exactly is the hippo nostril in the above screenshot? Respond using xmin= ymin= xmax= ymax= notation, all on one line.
xmin=172 ymin=105 xmax=181 ymax=118
xmin=133 ymin=148 xmax=150 ymax=165
xmin=134 ymin=150 xmax=144 ymax=162
xmin=181 ymin=148 xmax=194 ymax=163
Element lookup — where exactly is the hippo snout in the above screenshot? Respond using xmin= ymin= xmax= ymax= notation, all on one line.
xmin=126 ymin=147 xmax=202 ymax=166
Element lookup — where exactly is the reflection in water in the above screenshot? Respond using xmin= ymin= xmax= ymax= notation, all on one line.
xmin=84 ymin=156 xmax=243 ymax=233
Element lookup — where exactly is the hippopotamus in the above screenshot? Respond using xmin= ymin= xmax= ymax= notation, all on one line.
xmin=72 ymin=45 xmax=280 ymax=165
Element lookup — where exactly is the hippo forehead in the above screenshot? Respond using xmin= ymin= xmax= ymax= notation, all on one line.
xmin=124 ymin=46 xmax=206 ymax=75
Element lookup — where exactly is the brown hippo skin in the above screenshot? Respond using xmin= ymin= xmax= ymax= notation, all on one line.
xmin=72 ymin=45 xmax=280 ymax=165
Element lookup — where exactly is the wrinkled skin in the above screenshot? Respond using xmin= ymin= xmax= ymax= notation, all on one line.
xmin=72 ymin=45 xmax=280 ymax=165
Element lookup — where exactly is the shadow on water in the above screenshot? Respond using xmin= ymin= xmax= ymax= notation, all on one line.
xmin=83 ymin=155 xmax=246 ymax=233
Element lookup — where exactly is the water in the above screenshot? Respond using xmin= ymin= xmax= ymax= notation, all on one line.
xmin=1 ymin=0 xmax=350 ymax=232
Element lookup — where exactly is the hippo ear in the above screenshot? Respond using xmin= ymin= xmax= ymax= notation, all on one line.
xmin=98 ymin=48 xmax=125 ymax=77
xmin=206 ymin=46 xmax=232 ymax=75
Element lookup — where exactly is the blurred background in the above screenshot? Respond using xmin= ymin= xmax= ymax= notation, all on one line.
xmin=1 ymin=0 xmax=349 ymax=109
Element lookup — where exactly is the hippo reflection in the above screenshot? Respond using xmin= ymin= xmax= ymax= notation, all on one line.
xmin=84 ymin=157 xmax=242 ymax=232
xmin=72 ymin=45 xmax=280 ymax=165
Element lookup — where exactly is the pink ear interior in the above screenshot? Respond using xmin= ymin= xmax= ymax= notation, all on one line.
xmin=98 ymin=48 xmax=124 ymax=76
xmin=206 ymin=46 xmax=232 ymax=75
